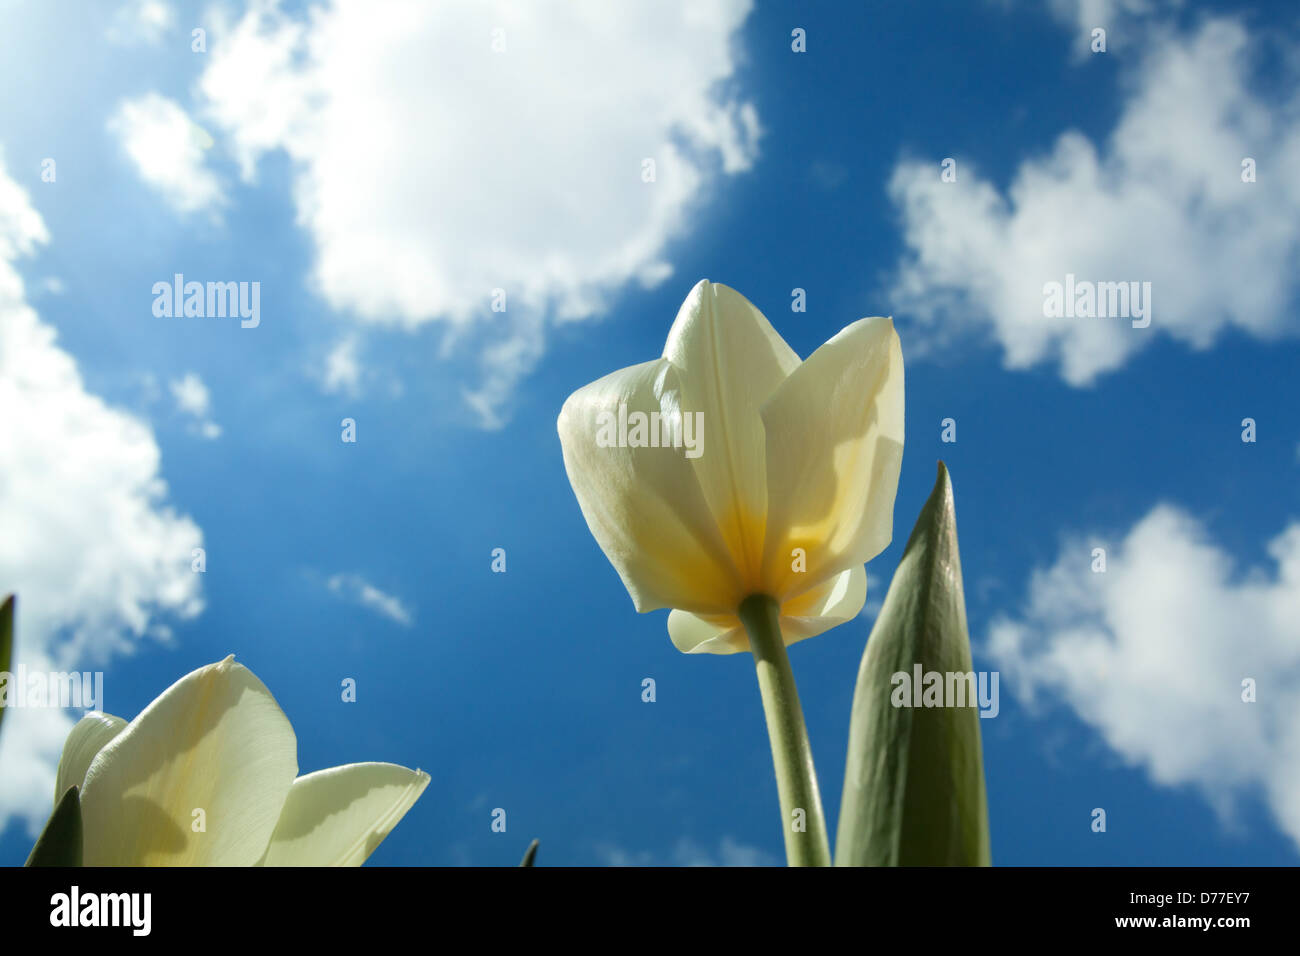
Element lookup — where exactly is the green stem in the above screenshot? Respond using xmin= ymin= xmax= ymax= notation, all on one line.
xmin=738 ymin=594 xmax=831 ymax=867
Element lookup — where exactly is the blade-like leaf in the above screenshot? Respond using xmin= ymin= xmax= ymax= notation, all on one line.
xmin=519 ymin=839 xmax=539 ymax=867
xmin=0 ymin=595 xmax=13 ymax=732
xmin=835 ymin=462 xmax=991 ymax=866
xmin=26 ymin=785 xmax=83 ymax=867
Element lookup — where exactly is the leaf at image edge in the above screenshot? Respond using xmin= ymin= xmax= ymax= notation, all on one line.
xmin=0 ymin=595 xmax=12 ymax=732
xmin=26 ymin=785 xmax=83 ymax=867
xmin=519 ymin=839 xmax=539 ymax=867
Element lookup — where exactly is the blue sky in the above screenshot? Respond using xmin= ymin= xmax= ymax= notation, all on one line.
xmin=1 ymin=0 xmax=1298 ymax=866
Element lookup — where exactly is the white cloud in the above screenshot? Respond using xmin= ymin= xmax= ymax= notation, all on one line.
xmin=169 ymin=372 xmax=210 ymax=417
xmin=326 ymin=574 xmax=413 ymax=628
xmin=1040 ymin=0 xmax=1182 ymax=57
xmin=321 ymin=336 xmax=362 ymax=396
xmin=889 ymin=18 xmax=1300 ymax=385
xmin=598 ymin=836 xmax=775 ymax=866
xmin=169 ymin=372 xmax=221 ymax=439
xmin=196 ymin=0 xmax=759 ymax=426
xmin=988 ymin=505 xmax=1300 ymax=849
xmin=0 ymin=152 xmax=204 ymax=833
xmin=858 ymin=572 xmax=885 ymax=619
xmin=107 ymin=94 xmax=224 ymax=215
xmin=107 ymin=0 xmax=175 ymax=46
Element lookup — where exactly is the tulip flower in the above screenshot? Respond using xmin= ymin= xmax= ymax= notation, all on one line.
xmin=557 ymin=279 xmax=904 ymax=865
xmin=53 ymin=656 xmax=428 ymax=866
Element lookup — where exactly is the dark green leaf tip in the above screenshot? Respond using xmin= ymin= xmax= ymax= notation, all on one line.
xmin=519 ymin=839 xmax=539 ymax=867
xmin=26 ymin=785 xmax=83 ymax=867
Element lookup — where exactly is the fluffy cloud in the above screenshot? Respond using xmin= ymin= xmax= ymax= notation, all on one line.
xmin=0 ymin=152 xmax=203 ymax=833
xmin=889 ymin=18 xmax=1300 ymax=385
xmin=196 ymin=0 xmax=759 ymax=426
xmin=986 ymin=0 xmax=1184 ymax=59
xmin=107 ymin=0 xmax=175 ymax=46
xmin=988 ymin=505 xmax=1300 ymax=848
xmin=1042 ymin=0 xmax=1182 ymax=56
xmin=108 ymin=94 xmax=224 ymax=215
xmin=169 ymin=372 xmax=222 ymax=438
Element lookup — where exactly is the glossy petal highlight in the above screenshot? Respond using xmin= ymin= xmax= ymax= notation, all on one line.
xmin=558 ymin=358 xmax=744 ymax=614
xmin=54 ymin=711 xmax=126 ymax=804
xmin=79 ymin=657 xmax=298 ymax=866
xmin=259 ymin=762 xmax=430 ymax=867
xmin=760 ymin=317 xmax=904 ymax=600
xmin=663 ymin=280 xmax=801 ymax=590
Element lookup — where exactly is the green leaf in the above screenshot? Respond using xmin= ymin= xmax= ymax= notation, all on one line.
xmin=26 ymin=785 xmax=83 ymax=867
xmin=0 ymin=594 xmax=13 ymax=733
xmin=835 ymin=462 xmax=991 ymax=866
xmin=519 ymin=839 xmax=539 ymax=867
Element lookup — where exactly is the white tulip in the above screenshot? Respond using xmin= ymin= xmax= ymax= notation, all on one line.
xmin=55 ymin=657 xmax=428 ymax=866
xmin=558 ymin=279 xmax=904 ymax=654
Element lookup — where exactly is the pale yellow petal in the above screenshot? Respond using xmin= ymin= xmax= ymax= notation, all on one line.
xmin=668 ymin=565 xmax=867 ymax=655
xmin=79 ymin=656 xmax=298 ymax=866
xmin=663 ymin=280 xmax=801 ymax=591
xmin=760 ymin=317 xmax=904 ymax=600
xmin=778 ymin=565 xmax=868 ymax=646
xmin=558 ymin=357 xmax=745 ymax=614
xmin=54 ymin=712 xmax=126 ymax=803
xmin=258 ymin=763 xmax=430 ymax=867
xmin=668 ymin=609 xmax=746 ymax=655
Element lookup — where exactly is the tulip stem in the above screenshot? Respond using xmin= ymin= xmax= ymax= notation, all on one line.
xmin=738 ymin=594 xmax=831 ymax=867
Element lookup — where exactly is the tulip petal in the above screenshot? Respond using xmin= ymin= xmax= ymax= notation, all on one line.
xmin=258 ymin=762 xmax=430 ymax=866
xmin=779 ymin=565 xmax=868 ymax=643
xmin=79 ymin=656 xmax=298 ymax=866
xmin=668 ymin=566 xmax=867 ymax=655
xmin=662 ymin=281 xmax=801 ymax=590
xmin=54 ymin=712 xmax=126 ymax=804
xmin=668 ymin=608 xmax=746 ymax=655
xmin=760 ymin=317 xmax=904 ymax=600
xmin=558 ymin=357 xmax=746 ymax=614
